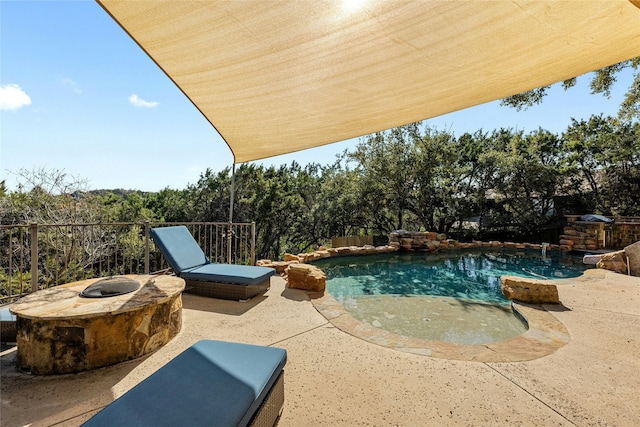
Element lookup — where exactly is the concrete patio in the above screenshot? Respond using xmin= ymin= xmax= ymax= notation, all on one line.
xmin=2 ymin=268 xmax=639 ymax=426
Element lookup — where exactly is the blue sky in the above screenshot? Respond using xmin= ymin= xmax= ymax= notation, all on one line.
xmin=1 ymin=1 xmax=634 ymax=193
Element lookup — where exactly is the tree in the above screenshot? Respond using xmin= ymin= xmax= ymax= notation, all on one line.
xmin=595 ymin=120 xmax=640 ymax=215
xmin=0 ymin=167 xmax=97 ymax=225
xmin=348 ymin=124 xmax=423 ymax=233
xmin=560 ymin=115 xmax=616 ymax=212
xmin=450 ymin=130 xmax=495 ymax=235
xmin=0 ymin=168 xmax=110 ymax=286
xmin=143 ymin=187 xmax=192 ymax=222
xmin=283 ymin=162 xmax=330 ymax=252
xmin=187 ymin=167 xmax=233 ymax=222
xmin=484 ymin=129 xmax=562 ymax=237
xmin=314 ymin=157 xmax=373 ymax=238
xmin=410 ymin=126 xmax=471 ymax=233
xmin=501 ymin=58 xmax=640 ymax=120
xmin=236 ymin=164 xmax=298 ymax=259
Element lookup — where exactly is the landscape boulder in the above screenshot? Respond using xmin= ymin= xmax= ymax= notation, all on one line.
xmin=286 ymin=264 xmax=326 ymax=293
xmin=283 ymin=253 xmax=300 ymax=262
xmin=596 ymin=250 xmax=628 ymax=274
xmin=624 ymin=241 xmax=640 ymax=277
xmin=501 ymin=276 xmax=560 ymax=304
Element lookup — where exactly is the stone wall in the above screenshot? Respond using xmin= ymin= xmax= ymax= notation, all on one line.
xmin=608 ymin=220 xmax=640 ymax=248
xmin=388 ymin=230 xmax=559 ymax=252
xmin=564 ymin=215 xmax=640 ymax=250
xmin=559 ymin=220 xmax=603 ymax=251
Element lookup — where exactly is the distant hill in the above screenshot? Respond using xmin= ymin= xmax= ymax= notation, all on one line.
xmin=87 ymin=189 xmax=155 ymax=198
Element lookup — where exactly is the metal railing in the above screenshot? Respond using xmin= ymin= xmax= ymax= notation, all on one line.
xmin=0 ymin=221 xmax=256 ymax=303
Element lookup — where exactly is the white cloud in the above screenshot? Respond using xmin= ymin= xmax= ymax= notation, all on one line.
xmin=128 ymin=94 xmax=159 ymax=108
xmin=60 ymin=78 xmax=82 ymax=94
xmin=0 ymin=84 xmax=32 ymax=111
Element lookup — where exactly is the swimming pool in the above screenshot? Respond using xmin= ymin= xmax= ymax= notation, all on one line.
xmin=313 ymin=249 xmax=590 ymax=344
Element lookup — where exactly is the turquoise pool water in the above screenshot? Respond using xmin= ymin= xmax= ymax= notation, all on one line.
xmin=313 ymin=249 xmax=590 ymax=344
xmin=315 ymin=249 xmax=589 ymax=303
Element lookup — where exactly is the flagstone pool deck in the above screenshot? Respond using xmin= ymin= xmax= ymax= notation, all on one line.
xmin=2 ymin=268 xmax=639 ymax=426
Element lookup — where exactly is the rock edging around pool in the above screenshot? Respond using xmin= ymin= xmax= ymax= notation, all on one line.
xmin=258 ymin=244 xmax=400 ymax=292
xmin=257 ymin=239 xmax=574 ymax=300
xmin=257 ymin=233 xmax=570 ymax=291
xmin=258 ymin=244 xmax=399 ymax=272
xmin=310 ymin=291 xmax=570 ymax=362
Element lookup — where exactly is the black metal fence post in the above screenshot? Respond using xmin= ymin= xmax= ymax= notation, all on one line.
xmin=144 ymin=221 xmax=150 ymax=274
xmin=30 ymin=223 xmax=38 ymax=293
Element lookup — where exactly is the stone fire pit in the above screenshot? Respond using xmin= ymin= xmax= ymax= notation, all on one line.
xmin=10 ymin=274 xmax=184 ymax=375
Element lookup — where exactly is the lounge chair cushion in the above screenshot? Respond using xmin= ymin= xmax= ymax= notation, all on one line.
xmin=182 ymin=263 xmax=275 ymax=286
xmin=150 ymin=226 xmax=209 ymax=272
xmin=83 ymin=340 xmax=287 ymax=427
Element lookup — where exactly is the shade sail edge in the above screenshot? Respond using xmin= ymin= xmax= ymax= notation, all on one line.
xmin=97 ymin=0 xmax=640 ymax=163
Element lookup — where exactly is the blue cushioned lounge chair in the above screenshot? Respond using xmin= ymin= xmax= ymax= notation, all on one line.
xmin=82 ymin=340 xmax=287 ymax=427
xmin=150 ymin=226 xmax=275 ymax=301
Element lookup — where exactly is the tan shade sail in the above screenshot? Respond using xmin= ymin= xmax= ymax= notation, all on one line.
xmin=97 ymin=0 xmax=640 ymax=163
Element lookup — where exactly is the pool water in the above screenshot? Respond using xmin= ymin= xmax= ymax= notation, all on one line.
xmin=314 ymin=249 xmax=590 ymax=344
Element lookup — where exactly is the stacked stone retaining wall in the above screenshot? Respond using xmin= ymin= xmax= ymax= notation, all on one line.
xmin=608 ymin=221 xmax=640 ymax=248
xmin=559 ymin=222 xmax=603 ymax=251
xmin=565 ymin=215 xmax=640 ymax=250
xmin=388 ymin=230 xmax=560 ymax=252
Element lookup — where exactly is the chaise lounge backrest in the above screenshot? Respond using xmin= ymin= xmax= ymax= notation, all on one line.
xmin=150 ymin=226 xmax=209 ymax=273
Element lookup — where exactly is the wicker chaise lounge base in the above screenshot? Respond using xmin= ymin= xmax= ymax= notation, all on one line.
xmin=150 ymin=226 xmax=276 ymax=301
xmin=184 ymin=277 xmax=271 ymax=300
xmin=82 ymin=340 xmax=287 ymax=427
xmin=250 ymin=370 xmax=285 ymax=427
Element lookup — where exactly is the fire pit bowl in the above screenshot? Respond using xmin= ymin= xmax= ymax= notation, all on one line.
xmin=79 ymin=276 xmax=140 ymax=298
xmin=10 ymin=275 xmax=184 ymax=375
